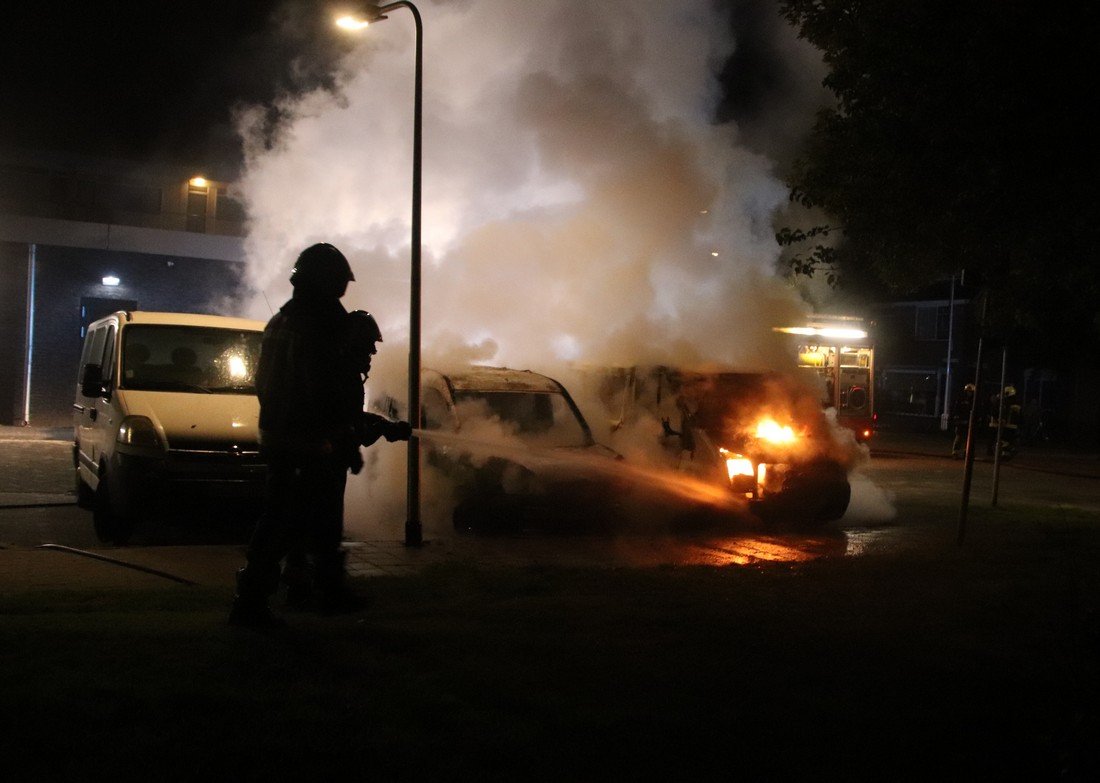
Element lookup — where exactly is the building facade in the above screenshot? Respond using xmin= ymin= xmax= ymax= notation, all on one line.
xmin=870 ymin=281 xmax=1098 ymax=445
xmin=871 ymin=281 xmax=976 ymax=432
xmin=0 ymin=150 xmax=250 ymax=427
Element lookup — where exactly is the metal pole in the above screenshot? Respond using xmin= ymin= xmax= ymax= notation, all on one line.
xmin=349 ymin=2 xmax=424 ymax=545
xmin=397 ymin=1 xmax=424 ymax=546
xmin=22 ymin=244 xmax=37 ymax=426
xmin=991 ymin=346 xmax=1008 ymax=506
xmin=940 ymin=273 xmax=956 ymax=431
xmin=957 ymin=294 xmax=988 ymax=545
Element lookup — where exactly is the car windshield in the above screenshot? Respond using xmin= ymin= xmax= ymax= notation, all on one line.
xmin=453 ymin=390 xmax=590 ymax=448
xmin=120 ymin=325 xmax=262 ymax=394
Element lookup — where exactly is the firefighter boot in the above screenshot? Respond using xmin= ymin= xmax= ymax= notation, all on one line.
xmin=228 ymin=564 xmax=285 ymax=629
xmin=281 ymin=559 xmax=315 ymax=609
xmin=314 ymin=550 xmax=369 ymax=615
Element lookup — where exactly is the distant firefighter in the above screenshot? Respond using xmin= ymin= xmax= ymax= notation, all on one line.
xmin=986 ymin=384 xmax=1021 ymax=458
xmin=951 ymin=383 xmax=976 ymax=459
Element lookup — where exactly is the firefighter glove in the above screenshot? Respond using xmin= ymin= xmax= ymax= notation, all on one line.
xmin=348 ymin=446 xmax=364 ymax=475
xmin=385 ymin=420 xmax=413 ymax=442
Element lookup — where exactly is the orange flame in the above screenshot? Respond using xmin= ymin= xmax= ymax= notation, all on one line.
xmin=754 ymin=418 xmax=796 ymax=444
xmin=719 ymin=448 xmax=754 ymax=480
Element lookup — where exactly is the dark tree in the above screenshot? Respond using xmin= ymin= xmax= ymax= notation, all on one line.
xmin=778 ymin=0 xmax=1099 ymax=364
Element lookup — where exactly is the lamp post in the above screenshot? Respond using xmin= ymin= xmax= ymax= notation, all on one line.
xmin=338 ymin=2 xmax=424 ymax=546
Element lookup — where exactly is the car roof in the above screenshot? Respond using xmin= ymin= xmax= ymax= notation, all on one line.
xmin=425 ymin=366 xmax=565 ymax=394
xmin=90 ymin=311 xmax=267 ymax=332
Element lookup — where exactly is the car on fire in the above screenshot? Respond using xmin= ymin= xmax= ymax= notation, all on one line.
xmin=73 ymin=311 xmax=267 ymax=543
xmin=594 ymin=366 xmax=853 ymax=525
xmin=419 ymin=366 xmax=622 ymax=531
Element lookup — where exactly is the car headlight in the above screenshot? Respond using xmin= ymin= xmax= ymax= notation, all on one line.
xmin=117 ymin=416 xmax=164 ymax=450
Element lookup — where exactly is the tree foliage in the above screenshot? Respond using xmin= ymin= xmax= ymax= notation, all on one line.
xmin=778 ymin=0 xmax=1099 ymax=359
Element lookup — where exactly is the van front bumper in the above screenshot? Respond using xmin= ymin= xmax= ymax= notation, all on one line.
xmin=110 ymin=448 xmax=266 ymax=516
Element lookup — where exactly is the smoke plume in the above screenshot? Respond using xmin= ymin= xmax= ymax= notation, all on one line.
xmin=234 ymin=0 xmax=835 ymax=537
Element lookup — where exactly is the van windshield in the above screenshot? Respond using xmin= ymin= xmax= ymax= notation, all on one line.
xmin=120 ymin=325 xmax=263 ymax=394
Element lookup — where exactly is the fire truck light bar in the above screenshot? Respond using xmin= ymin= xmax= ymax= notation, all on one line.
xmin=774 ymin=326 xmax=868 ymax=339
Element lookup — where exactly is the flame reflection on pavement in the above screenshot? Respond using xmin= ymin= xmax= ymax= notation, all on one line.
xmin=599 ymin=530 xmax=850 ymax=568
xmin=677 ymin=533 xmax=848 ymax=566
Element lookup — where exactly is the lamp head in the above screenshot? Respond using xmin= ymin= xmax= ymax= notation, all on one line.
xmin=336 ymin=3 xmax=388 ymax=30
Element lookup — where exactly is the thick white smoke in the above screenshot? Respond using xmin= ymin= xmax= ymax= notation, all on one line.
xmin=234 ymin=0 xmax=822 ymax=537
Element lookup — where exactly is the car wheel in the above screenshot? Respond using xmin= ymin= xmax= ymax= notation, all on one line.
xmin=452 ymin=498 xmax=481 ymax=534
xmin=92 ymin=477 xmax=134 ymax=545
xmin=814 ymin=482 xmax=852 ymax=522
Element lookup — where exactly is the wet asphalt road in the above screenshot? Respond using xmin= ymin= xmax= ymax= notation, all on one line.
xmin=1 ymin=436 xmax=1096 ymax=566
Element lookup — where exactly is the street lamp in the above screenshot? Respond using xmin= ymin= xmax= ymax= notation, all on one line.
xmin=338 ymin=1 xmax=424 ymax=546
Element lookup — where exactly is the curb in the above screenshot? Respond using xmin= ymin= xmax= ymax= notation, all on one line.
xmin=0 ymin=427 xmax=71 ymax=442
xmin=871 ymin=448 xmax=1100 ymax=480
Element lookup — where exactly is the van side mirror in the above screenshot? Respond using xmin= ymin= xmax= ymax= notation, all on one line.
xmin=80 ymin=364 xmax=107 ymax=398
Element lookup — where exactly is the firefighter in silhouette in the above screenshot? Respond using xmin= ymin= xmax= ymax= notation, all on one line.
xmin=344 ymin=309 xmax=412 ymax=464
xmin=278 ymin=308 xmax=412 ymax=608
xmin=986 ymin=384 xmax=1021 ymax=458
xmin=950 ymin=383 xmax=976 ymax=459
xmin=229 ymin=243 xmax=362 ymax=628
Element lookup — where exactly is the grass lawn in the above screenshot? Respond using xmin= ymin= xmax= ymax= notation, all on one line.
xmin=2 ymin=504 xmax=1098 ymax=780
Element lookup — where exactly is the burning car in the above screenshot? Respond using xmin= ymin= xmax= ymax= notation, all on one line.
xmin=419 ymin=366 xmax=622 ymax=530
xmin=595 ymin=367 xmax=853 ymax=525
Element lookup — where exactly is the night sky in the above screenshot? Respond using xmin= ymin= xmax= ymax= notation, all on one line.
xmin=0 ymin=1 xmax=352 ymax=173
xmin=0 ymin=1 xmax=817 ymax=176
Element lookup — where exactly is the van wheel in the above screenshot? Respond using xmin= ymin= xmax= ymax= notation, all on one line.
xmin=92 ymin=479 xmax=134 ymax=545
xmin=75 ymin=471 xmax=95 ymax=510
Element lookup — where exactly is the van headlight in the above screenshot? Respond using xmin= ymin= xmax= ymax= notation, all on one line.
xmin=117 ymin=416 xmax=164 ymax=450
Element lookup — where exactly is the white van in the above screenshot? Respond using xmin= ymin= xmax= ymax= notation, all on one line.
xmin=73 ymin=311 xmax=268 ymax=543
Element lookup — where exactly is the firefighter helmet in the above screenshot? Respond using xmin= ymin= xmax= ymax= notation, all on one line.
xmin=347 ymin=310 xmax=383 ymax=344
xmin=289 ymin=243 xmax=355 ymax=296
xmin=346 ymin=310 xmax=382 ymax=376
xmin=1004 ymin=385 xmax=1016 ymax=396
xmin=964 ymin=383 xmax=976 ymax=393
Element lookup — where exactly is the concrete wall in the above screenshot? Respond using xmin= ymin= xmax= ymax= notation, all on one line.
xmin=0 ymin=242 xmax=28 ymax=423
xmin=23 ymin=245 xmax=249 ymax=427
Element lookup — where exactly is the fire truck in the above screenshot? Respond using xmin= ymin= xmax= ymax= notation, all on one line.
xmin=776 ymin=316 xmax=876 ymax=442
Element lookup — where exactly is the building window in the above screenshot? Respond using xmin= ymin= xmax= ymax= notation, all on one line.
xmin=99 ymin=181 xmax=161 ymax=215
xmin=915 ymin=305 xmax=950 ymax=341
xmin=215 ymin=188 xmax=246 ymax=224
xmin=186 ymin=183 xmax=208 ymax=233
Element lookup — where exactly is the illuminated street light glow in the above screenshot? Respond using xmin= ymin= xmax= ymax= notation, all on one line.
xmin=102 ymin=275 xmax=120 ymax=286
xmin=189 ymin=176 xmax=208 ymax=188
xmin=336 ymin=15 xmax=371 ymax=30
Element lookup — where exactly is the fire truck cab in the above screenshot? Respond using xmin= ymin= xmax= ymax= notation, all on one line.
xmin=779 ymin=316 xmax=875 ymax=442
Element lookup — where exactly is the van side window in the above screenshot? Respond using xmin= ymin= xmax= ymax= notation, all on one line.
xmin=100 ymin=325 xmax=117 ymax=389
xmin=81 ymin=327 xmax=106 ymax=376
